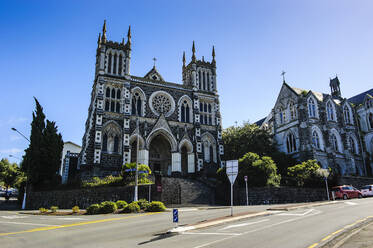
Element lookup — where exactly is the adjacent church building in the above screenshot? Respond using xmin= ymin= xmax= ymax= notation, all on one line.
xmin=78 ymin=21 xmax=224 ymax=179
xmin=260 ymin=76 xmax=373 ymax=176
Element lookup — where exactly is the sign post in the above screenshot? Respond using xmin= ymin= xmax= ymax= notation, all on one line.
xmin=226 ymin=160 xmax=239 ymax=216
xmin=317 ymin=168 xmax=330 ymax=201
xmin=173 ymin=209 xmax=178 ymax=227
xmin=244 ymin=175 xmax=248 ymax=206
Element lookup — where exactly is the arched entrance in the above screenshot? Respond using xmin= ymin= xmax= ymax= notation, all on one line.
xmin=181 ymin=146 xmax=188 ymax=175
xmin=149 ymin=134 xmax=172 ymax=176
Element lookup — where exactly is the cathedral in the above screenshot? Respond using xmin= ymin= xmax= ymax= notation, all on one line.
xmin=259 ymin=76 xmax=373 ymax=176
xmin=78 ymin=21 xmax=224 ymax=179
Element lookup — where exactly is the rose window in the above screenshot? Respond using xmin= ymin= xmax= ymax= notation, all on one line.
xmin=149 ymin=91 xmax=175 ymax=117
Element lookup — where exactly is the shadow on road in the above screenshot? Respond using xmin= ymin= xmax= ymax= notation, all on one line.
xmin=138 ymin=232 xmax=178 ymax=245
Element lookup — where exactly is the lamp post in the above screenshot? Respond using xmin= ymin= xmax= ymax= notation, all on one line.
xmin=134 ymin=118 xmax=139 ymax=202
xmin=11 ymin=128 xmax=30 ymax=210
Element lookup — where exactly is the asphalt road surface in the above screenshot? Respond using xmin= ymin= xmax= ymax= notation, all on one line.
xmin=1 ymin=198 xmax=373 ymax=248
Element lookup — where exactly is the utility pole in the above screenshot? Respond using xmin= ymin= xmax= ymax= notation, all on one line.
xmin=11 ymin=128 xmax=30 ymax=210
xmin=134 ymin=118 xmax=139 ymax=202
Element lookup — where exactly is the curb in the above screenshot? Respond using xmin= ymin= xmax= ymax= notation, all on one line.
xmin=168 ymin=211 xmax=272 ymax=233
xmin=312 ymin=216 xmax=373 ymax=248
xmin=267 ymin=200 xmax=341 ymax=211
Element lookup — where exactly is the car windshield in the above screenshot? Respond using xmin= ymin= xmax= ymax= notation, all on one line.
xmin=361 ymin=186 xmax=370 ymax=189
xmin=342 ymin=187 xmax=349 ymax=190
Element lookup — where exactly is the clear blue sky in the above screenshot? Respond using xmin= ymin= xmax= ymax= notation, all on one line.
xmin=1 ymin=0 xmax=373 ymax=163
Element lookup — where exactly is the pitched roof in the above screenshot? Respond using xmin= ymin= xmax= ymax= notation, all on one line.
xmin=255 ymin=117 xmax=266 ymax=127
xmin=288 ymin=84 xmax=326 ymax=102
xmin=348 ymin=88 xmax=373 ymax=105
xmin=144 ymin=66 xmax=165 ymax=81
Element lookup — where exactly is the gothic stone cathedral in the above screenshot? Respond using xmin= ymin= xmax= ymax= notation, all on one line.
xmin=78 ymin=21 xmax=224 ymax=179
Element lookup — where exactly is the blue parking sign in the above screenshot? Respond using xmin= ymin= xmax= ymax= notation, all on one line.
xmin=173 ymin=209 xmax=178 ymax=223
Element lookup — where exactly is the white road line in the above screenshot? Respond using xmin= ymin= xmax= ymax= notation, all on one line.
xmin=184 ymin=232 xmax=241 ymax=236
xmin=0 ymin=221 xmax=56 ymax=226
xmin=345 ymin=201 xmax=358 ymax=205
xmin=1 ymin=215 xmax=27 ymax=219
xmin=219 ymin=219 xmax=269 ymax=230
xmin=279 ymin=209 xmax=315 ymax=216
xmin=192 ymin=209 xmax=321 ymax=248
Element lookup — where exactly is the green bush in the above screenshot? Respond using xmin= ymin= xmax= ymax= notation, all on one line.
xmin=72 ymin=206 xmax=80 ymax=214
xmin=100 ymin=201 xmax=117 ymax=214
xmin=122 ymin=202 xmax=140 ymax=213
xmin=287 ymin=160 xmax=323 ymax=187
xmin=135 ymin=199 xmax=150 ymax=211
xmin=116 ymin=200 xmax=128 ymax=209
xmin=39 ymin=207 xmax=48 ymax=214
xmin=50 ymin=206 xmax=59 ymax=213
xmin=121 ymin=163 xmax=153 ymax=185
xmin=147 ymin=201 xmax=166 ymax=212
xmin=82 ymin=176 xmax=124 ymax=188
xmin=86 ymin=204 xmax=101 ymax=215
xmin=238 ymin=152 xmax=281 ymax=187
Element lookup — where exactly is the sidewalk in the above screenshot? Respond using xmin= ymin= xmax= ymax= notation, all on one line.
xmin=336 ymin=221 xmax=373 ymax=248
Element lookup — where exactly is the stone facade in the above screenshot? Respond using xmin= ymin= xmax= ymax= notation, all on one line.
xmin=78 ymin=21 xmax=224 ymax=179
xmin=349 ymin=89 xmax=373 ymax=173
xmin=260 ymin=77 xmax=365 ymax=175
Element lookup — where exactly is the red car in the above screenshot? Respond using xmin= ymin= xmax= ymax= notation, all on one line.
xmin=331 ymin=185 xmax=363 ymax=200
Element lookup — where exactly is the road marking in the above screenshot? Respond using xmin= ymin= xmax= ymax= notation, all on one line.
xmin=184 ymin=232 xmax=240 ymax=236
xmin=0 ymin=212 xmax=160 ymax=237
xmin=1 ymin=215 xmax=27 ymax=219
xmin=192 ymin=209 xmax=321 ymax=248
xmin=308 ymin=243 xmax=318 ymax=248
xmin=219 ymin=219 xmax=269 ymax=230
xmin=0 ymin=221 xmax=55 ymax=226
xmin=344 ymin=201 xmax=358 ymax=205
xmin=279 ymin=209 xmax=315 ymax=216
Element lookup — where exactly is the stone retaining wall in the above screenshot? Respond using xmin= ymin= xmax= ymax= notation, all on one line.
xmin=27 ymin=177 xmax=214 ymax=209
xmin=336 ymin=176 xmax=373 ymax=188
xmin=216 ymin=185 xmax=328 ymax=205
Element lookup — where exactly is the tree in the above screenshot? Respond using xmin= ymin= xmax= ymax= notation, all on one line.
xmin=217 ymin=152 xmax=281 ymax=187
xmin=121 ymin=162 xmax=152 ymax=184
xmin=0 ymin=159 xmax=23 ymax=191
xmin=287 ymin=160 xmax=322 ymax=187
xmin=22 ymin=98 xmax=63 ymax=190
xmin=222 ymin=122 xmax=297 ymax=178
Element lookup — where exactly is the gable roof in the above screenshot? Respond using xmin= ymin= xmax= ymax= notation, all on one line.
xmin=144 ymin=66 xmax=165 ymax=81
xmin=348 ymin=88 xmax=373 ymax=105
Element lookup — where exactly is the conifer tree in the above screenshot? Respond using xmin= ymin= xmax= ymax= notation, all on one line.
xmin=23 ymin=98 xmax=63 ymax=190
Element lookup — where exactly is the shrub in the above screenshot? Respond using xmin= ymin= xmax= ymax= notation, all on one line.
xmin=86 ymin=204 xmax=101 ymax=215
xmin=72 ymin=206 xmax=80 ymax=214
xmin=50 ymin=206 xmax=59 ymax=213
xmin=116 ymin=200 xmax=128 ymax=209
xmin=100 ymin=201 xmax=117 ymax=214
xmin=136 ymin=199 xmax=150 ymax=211
xmin=39 ymin=208 xmax=48 ymax=214
xmin=122 ymin=202 xmax=140 ymax=213
xmin=121 ymin=163 xmax=153 ymax=185
xmin=287 ymin=160 xmax=322 ymax=187
xmin=147 ymin=201 xmax=166 ymax=212
xmin=82 ymin=176 xmax=124 ymax=188
xmin=238 ymin=152 xmax=281 ymax=187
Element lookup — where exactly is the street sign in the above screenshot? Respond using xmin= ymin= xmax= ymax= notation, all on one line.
xmin=226 ymin=160 xmax=239 ymax=216
xmin=244 ymin=175 xmax=248 ymax=182
xmin=173 ymin=209 xmax=178 ymax=223
xmin=226 ymin=160 xmax=239 ymax=184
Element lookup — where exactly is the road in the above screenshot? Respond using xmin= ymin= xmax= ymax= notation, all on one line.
xmin=0 ymin=198 xmax=372 ymax=248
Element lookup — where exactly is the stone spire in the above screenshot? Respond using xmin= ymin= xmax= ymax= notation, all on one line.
xmin=192 ymin=41 xmax=196 ymax=62
xmin=182 ymin=51 xmax=186 ymax=68
xmin=127 ymin=25 xmax=132 ymax=48
xmin=212 ymin=46 xmax=216 ymax=65
xmin=97 ymin=33 xmax=102 ymax=45
xmin=102 ymin=20 xmax=107 ymax=43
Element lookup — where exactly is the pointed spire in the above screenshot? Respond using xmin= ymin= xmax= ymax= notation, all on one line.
xmin=102 ymin=20 xmax=107 ymax=42
xmin=182 ymin=51 xmax=186 ymax=67
xmin=192 ymin=41 xmax=196 ymax=62
xmin=212 ymin=46 xmax=216 ymax=64
xmin=121 ymin=37 xmax=125 ymax=45
xmin=126 ymin=25 xmax=132 ymax=49
xmin=98 ymin=33 xmax=102 ymax=45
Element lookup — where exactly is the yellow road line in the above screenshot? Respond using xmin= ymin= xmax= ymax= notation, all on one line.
xmin=321 ymin=234 xmax=332 ymax=241
xmin=0 ymin=212 xmax=160 ymax=237
xmin=307 ymin=243 xmax=318 ymax=248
